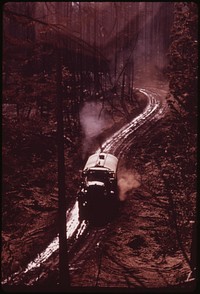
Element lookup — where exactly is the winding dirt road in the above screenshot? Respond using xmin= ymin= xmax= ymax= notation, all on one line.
xmin=3 ymin=86 xmax=191 ymax=289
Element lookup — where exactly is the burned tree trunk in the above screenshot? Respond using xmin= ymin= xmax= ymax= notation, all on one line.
xmin=56 ymin=50 xmax=70 ymax=288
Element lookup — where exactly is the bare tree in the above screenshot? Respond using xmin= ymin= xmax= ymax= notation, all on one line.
xmin=56 ymin=50 xmax=70 ymax=288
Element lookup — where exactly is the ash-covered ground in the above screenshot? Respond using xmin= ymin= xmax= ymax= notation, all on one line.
xmin=2 ymin=85 xmax=196 ymax=292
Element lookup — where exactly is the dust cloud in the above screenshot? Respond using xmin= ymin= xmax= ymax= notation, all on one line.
xmin=79 ymin=101 xmax=112 ymax=158
xmin=117 ymin=169 xmax=141 ymax=201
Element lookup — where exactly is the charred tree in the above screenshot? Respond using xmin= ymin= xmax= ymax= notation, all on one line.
xmin=56 ymin=50 xmax=70 ymax=288
xmin=167 ymin=2 xmax=198 ymax=127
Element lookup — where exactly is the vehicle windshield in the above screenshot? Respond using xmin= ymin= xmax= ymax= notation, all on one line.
xmin=87 ymin=170 xmax=108 ymax=182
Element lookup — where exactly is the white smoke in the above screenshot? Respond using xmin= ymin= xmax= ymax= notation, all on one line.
xmin=117 ymin=169 xmax=141 ymax=201
xmin=79 ymin=101 xmax=112 ymax=157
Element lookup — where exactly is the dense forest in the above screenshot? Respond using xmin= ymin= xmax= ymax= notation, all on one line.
xmin=2 ymin=2 xmax=197 ymax=290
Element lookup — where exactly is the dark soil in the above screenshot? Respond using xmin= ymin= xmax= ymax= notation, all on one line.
xmin=1 ymin=87 xmax=196 ymax=291
xmin=69 ymin=111 xmax=196 ymax=289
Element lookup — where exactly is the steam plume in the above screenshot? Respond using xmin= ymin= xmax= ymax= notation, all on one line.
xmin=79 ymin=101 xmax=112 ymax=157
xmin=117 ymin=169 xmax=141 ymax=201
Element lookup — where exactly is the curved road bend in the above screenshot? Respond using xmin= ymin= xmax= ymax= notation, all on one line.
xmin=2 ymin=87 xmax=170 ymax=286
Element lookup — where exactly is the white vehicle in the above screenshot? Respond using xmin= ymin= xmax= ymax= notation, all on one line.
xmin=77 ymin=152 xmax=119 ymax=224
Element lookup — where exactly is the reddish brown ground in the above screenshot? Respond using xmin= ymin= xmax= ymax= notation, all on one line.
xmin=2 ymin=87 xmax=196 ymax=291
